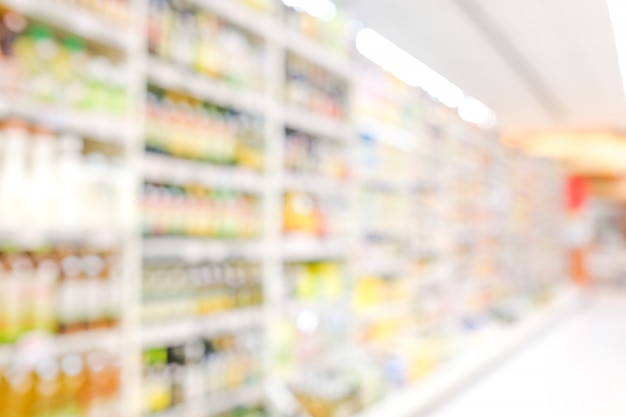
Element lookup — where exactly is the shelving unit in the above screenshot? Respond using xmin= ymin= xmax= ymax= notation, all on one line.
xmin=0 ymin=1 xmax=570 ymax=417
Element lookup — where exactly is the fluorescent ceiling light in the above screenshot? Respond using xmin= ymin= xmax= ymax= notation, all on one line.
xmin=459 ymin=97 xmax=497 ymax=129
xmin=356 ymin=28 xmax=464 ymax=108
xmin=607 ymin=0 xmax=626 ymax=97
xmin=282 ymin=0 xmax=337 ymax=21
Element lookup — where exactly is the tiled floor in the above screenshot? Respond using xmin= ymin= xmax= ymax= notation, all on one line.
xmin=426 ymin=290 xmax=626 ymax=417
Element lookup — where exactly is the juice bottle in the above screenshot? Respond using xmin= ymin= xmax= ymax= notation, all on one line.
xmin=58 ymin=248 xmax=86 ymax=334
xmin=0 ymin=11 xmax=27 ymax=95
xmin=31 ymin=358 xmax=62 ymax=417
xmin=31 ymin=249 xmax=60 ymax=335
xmin=59 ymin=354 xmax=86 ymax=417
xmin=3 ymin=364 xmax=35 ymax=417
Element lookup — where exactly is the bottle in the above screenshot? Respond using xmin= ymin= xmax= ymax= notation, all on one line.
xmin=0 ymin=119 xmax=30 ymax=230
xmin=27 ymin=126 xmax=58 ymax=230
xmin=2 ymin=364 xmax=35 ymax=417
xmin=56 ymin=134 xmax=85 ymax=233
xmin=58 ymin=354 xmax=86 ymax=417
xmin=31 ymin=250 xmax=60 ymax=335
xmin=31 ymin=358 xmax=62 ymax=417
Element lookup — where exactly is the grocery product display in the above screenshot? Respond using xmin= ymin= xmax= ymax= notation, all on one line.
xmin=142 ymin=261 xmax=263 ymax=323
xmin=0 ymin=1 xmax=570 ymax=417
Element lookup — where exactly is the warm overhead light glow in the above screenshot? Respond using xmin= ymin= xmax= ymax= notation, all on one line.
xmin=458 ymin=97 xmax=496 ymax=128
xmin=607 ymin=0 xmax=626 ymax=97
xmin=282 ymin=0 xmax=337 ymax=21
xmin=355 ymin=28 xmax=465 ymax=108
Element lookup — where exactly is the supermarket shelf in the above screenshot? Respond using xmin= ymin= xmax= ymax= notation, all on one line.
xmin=149 ymin=383 xmax=264 ymax=417
xmin=143 ymin=237 xmax=267 ymax=261
xmin=353 ymin=286 xmax=582 ymax=417
xmin=355 ymin=257 xmax=408 ymax=276
xmin=358 ymin=172 xmax=412 ymax=193
xmin=0 ymin=0 xmax=132 ymax=51
xmin=147 ymin=57 xmax=267 ymax=114
xmin=284 ymin=106 xmax=352 ymax=142
xmin=0 ymin=228 xmax=122 ymax=249
xmin=0 ymin=97 xmax=134 ymax=145
xmin=285 ymin=299 xmax=347 ymax=314
xmin=142 ymin=308 xmax=264 ymax=347
xmin=284 ymin=30 xmax=350 ymax=78
xmin=0 ymin=330 xmax=120 ymax=366
xmin=190 ymin=0 xmax=274 ymax=40
xmin=283 ymin=173 xmax=349 ymax=195
xmin=283 ymin=236 xmax=349 ymax=261
xmin=144 ymin=153 xmax=264 ymax=193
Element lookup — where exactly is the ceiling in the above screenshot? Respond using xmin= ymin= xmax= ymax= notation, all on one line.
xmin=337 ymin=0 xmax=626 ymax=135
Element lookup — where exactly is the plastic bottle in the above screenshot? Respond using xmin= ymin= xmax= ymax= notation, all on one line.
xmin=0 ymin=119 xmax=30 ymax=230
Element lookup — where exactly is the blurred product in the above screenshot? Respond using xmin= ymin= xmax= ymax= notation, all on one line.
xmin=142 ymin=261 xmax=264 ymax=323
xmin=0 ymin=351 xmax=121 ymax=417
xmin=146 ymin=90 xmax=264 ymax=169
xmin=284 ymin=262 xmax=345 ymax=302
xmin=0 ymin=13 xmax=129 ymax=116
xmin=142 ymin=329 xmax=263 ymax=414
xmin=0 ymin=118 xmax=126 ymax=234
xmin=286 ymin=54 xmax=347 ymax=119
xmin=283 ymin=192 xmax=347 ymax=238
xmin=142 ymin=183 xmax=262 ymax=239
xmin=284 ymin=5 xmax=349 ymax=55
xmin=147 ymin=0 xmax=265 ymax=90
xmin=284 ymin=128 xmax=348 ymax=179
xmin=0 ymin=247 xmax=121 ymax=344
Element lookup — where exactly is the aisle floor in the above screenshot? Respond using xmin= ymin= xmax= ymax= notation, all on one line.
xmin=426 ymin=290 xmax=626 ymax=417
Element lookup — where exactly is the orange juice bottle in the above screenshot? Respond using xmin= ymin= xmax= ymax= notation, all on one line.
xmin=31 ymin=358 xmax=62 ymax=417
xmin=59 ymin=354 xmax=86 ymax=417
xmin=2 ymin=364 xmax=35 ymax=417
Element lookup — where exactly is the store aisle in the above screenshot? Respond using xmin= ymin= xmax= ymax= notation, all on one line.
xmin=426 ymin=291 xmax=626 ymax=417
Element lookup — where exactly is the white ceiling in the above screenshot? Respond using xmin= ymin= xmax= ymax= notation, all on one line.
xmin=338 ymin=0 xmax=626 ymax=134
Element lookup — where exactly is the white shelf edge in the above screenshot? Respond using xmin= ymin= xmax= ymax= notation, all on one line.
xmin=0 ymin=0 xmax=132 ymax=51
xmin=144 ymin=153 xmax=265 ymax=193
xmin=141 ymin=308 xmax=265 ymax=347
xmin=284 ymin=30 xmax=351 ymax=78
xmin=283 ymin=173 xmax=349 ymax=195
xmin=0 ymin=97 xmax=134 ymax=146
xmin=147 ymin=57 xmax=268 ymax=115
xmin=282 ymin=237 xmax=349 ymax=261
xmin=284 ymin=106 xmax=352 ymax=142
xmin=0 ymin=330 xmax=120 ymax=366
xmin=353 ymin=286 xmax=582 ymax=417
xmin=143 ymin=237 xmax=267 ymax=262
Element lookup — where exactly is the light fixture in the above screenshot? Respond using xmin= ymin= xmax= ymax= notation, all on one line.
xmin=607 ymin=0 xmax=626 ymax=97
xmin=356 ymin=28 xmax=464 ymax=108
xmin=282 ymin=0 xmax=337 ymax=21
xmin=459 ymin=97 xmax=497 ymax=129
xmin=356 ymin=27 xmax=497 ymax=128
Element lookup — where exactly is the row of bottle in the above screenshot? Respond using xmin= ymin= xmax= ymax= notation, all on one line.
xmin=146 ymin=90 xmax=264 ymax=169
xmin=285 ymin=128 xmax=348 ymax=179
xmin=0 ymin=351 xmax=121 ymax=417
xmin=286 ymin=54 xmax=347 ymax=120
xmin=142 ymin=329 xmax=263 ymax=414
xmin=0 ymin=14 xmax=129 ymax=115
xmin=147 ymin=0 xmax=266 ymax=91
xmin=65 ymin=0 xmax=130 ymax=24
xmin=143 ymin=183 xmax=263 ymax=239
xmin=283 ymin=5 xmax=350 ymax=55
xmin=284 ymin=262 xmax=344 ymax=302
xmin=0 ymin=119 xmax=127 ymax=234
xmin=142 ymin=261 xmax=263 ymax=324
xmin=283 ymin=192 xmax=347 ymax=238
xmin=0 ymin=247 xmax=120 ymax=344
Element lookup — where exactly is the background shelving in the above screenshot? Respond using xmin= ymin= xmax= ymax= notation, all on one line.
xmin=0 ymin=1 xmax=569 ymax=417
